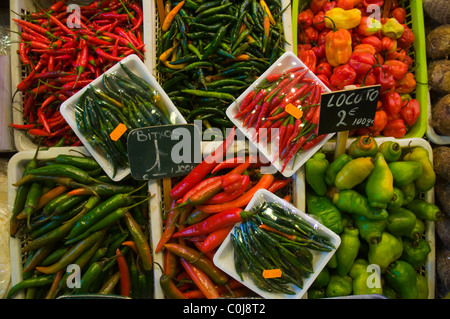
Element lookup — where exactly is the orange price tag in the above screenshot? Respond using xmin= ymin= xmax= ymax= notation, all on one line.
xmin=285 ymin=103 xmax=303 ymax=119
xmin=109 ymin=123 xmax=127 ymax=141
xmin=262 ymin=269 xmax=282 ymax=279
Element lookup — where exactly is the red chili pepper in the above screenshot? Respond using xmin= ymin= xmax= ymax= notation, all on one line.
xmin=95 ymin=47 xmax=124 ymax=62
xmin=280 ymin=133 xmax=311 ymax=173
xmin=203 ymin=175 xmax=250 ymax=205
xmin=211 ymin=157 xmax=246 ymax=174
xmin=267 ymin=179 xmax=293 ymax=193
xmin=179 ymin=258 xmax=220 ymax=299
xmin=172 ymin=208 xmax=245 ymax=238
xmin=155 ymin=200 xmax=183 ymax=254
xmin=196 ymin=174 xmax=275 ymax=214
xmin=9 ymin=123 xmax=36 ymax=130
xmin=116 ymin=248 xmax=131 ymax=297
xmin=199 ymin=225 xmax=234 ymax=254
xmin=235 ymin=89 xmax=267 ymax=118
xmin=37 ymin=109 xmax=51 ymax=133
xmin=302 ymin=134 xmax=327 ymax=150
xmin=171 ymin=128 xmax=235 ymax=200
xmin=129 ymin=3 xmax=143 ymax=31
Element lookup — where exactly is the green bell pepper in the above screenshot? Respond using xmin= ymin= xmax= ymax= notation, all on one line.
xmin=365 ymin=152 xmax=394 ymax=209
xmin=325 ymin=274 xmax=353 ymax=298
xmin=378 ymin=141 xmax=402 ymax=163
xmin=401 ymin=237 xmax=431 ymax=270
xmin=388 ymin=161 xmax=423 ymax=188
xmin=333 ymin=190 xmax=389 ymax=220
xmin=306 ymin=191 xmax=344 ymax=235
xmin=385 ymin=260 xmax=418 ymax=299
xmin=368 ymin=232 xmax=403 ymax=270
xmin=349 ymin=258 xmax=383 ymax=295
xmin=353 ymin=214 xmax=387 ymax=245
xmin=336 ymin=226 xmax=360 ymax=276
xmin=305 ymin=152 xmax=329 ymax=196
xmin=403 ymin=147 xmax=436 ymax=193
xmin=325 ymin=153 xmax=352 ymax=187
xmin=386 ymin=207 xmax=417 ymax=237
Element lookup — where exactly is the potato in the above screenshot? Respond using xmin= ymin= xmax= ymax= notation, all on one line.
xmin=428 ymin=60 xmax=450 ymax=93
xmin=434 ymin=146 xmax=450 ymax=180
xmin=436 ymin=178 xmax=450 ymax=217
xmin=426 ymin=25 xmax=450 ymax=59
xmin=431 ymin=94 xmax=450 ymax=136
xmin=424 ymin=0 xmax=450 ymax=24
xmin=437 ymin=242 xmax=450 ymax=292
xmin=437 ymin=214 xmax=450 ymax=249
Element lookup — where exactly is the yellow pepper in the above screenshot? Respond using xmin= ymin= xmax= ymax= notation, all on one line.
xmin=381 ymin=18 xmax=405 ymax=39
xmin=325 ymin=28 xmax=353 ymax=67
xmin=324 ymin=8 xmax=361 ymax=30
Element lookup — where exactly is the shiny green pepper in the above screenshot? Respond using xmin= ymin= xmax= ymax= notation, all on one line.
xmin=308 ymin=288 xmax=326 ymax=299
xmin=381 ymin=18 xmax=405 ymax=39
xmin=403 ymin=147 xmax=436 ymax=193
xmin=306 ymin=191 xmax=344 ymax=234
xmin=382 ymin=284 xmax=399 ymax=299
xmin=408 ymin=218 xmax=425 ymax=242
xmin=368 ymin=232 xmax=403 ymax=270
xmin=400 ymin=183 xmax=416 ymax=206
xmin=388 ymin=161 xmax=423 ymax=188
xmin=348 ymin=136 xmax=378 ymax=158
xmin=306 ymin=152 xmax=329 ymax=196
xmin=311 ymin=267 xmax=330 ymax=289
xmin=327 ymin=253 xmax=338 ymax=269
xmin=353 ymin=214 xmax=387 ymax=244
xmin=386 ymin=207 xmax=417 ymax=237
xmin=416 ymin=273 xmax=429 ymax=299
xmin=401 ymin=237 xmax=431 ymax=270
xmin=325 ymin=153 xmax=352 ymax=187
xmin=385 ymin=260 xmax=418 ymax=299
xmin=349 ymin=259 xmax=383 ymax=295
xmin=405 ymin=198 xmax=442 ymax=221
xmin=335 ymin=157 xmax=374 ymax=190
xmin=336 ymin=226 xmax=360 ymax=276
xmin=333 ymin=190 xmax=389 ymax=220
xmin=325 ymin=274 xmax=353 ymax=298
xmin=387 ymin=187 xmax=403 ymax=211
xmin=365 ymin=153 xmax=394 ymax=209
xmin=378 ymin=141 xmax=402 ymax=163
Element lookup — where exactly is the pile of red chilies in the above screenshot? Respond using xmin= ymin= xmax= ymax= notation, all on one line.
xmin=234 ymin=66 xmax=328 ymax=172
xmin=11 ymin=0 xmax=145 ymax=147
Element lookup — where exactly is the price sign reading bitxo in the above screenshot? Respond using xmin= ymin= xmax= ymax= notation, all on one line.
xmin=127 ymin=124 xmax=202 ymax=180
xmin=317 ymin=85 xmax=381 ymax=136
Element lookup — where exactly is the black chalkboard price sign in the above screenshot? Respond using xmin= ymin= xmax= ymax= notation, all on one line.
xmin=127 ymin=124 xmax=201 ymax=180
xmin=317 ymin=85 xmax=381 ymax=135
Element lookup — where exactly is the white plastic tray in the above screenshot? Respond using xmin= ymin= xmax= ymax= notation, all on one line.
xmin=213 ymin=189 xmax=341 ymax=299
xmin=322 ymin=137 xmax=436 ymax=299
xmin=226 ymin=51 xmax=335 ymax=178
xmin=426 ymin=91 xmax=450 ymax=145
xmin=10 ymin=0 xmax=153 ymax=152
xmin=60 ymin=54 xmax=186 ymax=182
xmin=149 ymin=141 xmax=305 ymax=299
xmin=7 ymin=147 xmax=90 ymax=299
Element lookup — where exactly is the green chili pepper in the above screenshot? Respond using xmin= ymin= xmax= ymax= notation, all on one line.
xmin=333 ymin=190 xmax=389 ymax=220
xmin=336 ymin=226 xmax=360 ymax=276
xmin=6 ymin=275 xmax=55 ymax=299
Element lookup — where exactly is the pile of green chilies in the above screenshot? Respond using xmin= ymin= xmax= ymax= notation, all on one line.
xmin=75 ymin=63 xmax=172 ymax=177
xmin=157 ymin=0 xmax=289 ymax=134
xmin=231 ymin=201 xmax=335 ymax=295
xmin=8 ymin=151 xmax=153 ymax=299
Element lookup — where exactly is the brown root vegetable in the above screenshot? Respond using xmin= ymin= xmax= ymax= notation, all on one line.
xmin=434 ymin=146 xmax=450 ymax=180
xmin=428 ymin=60 xmax=450 ymax=93
xmin=431 ymin=94 xmax=450 ymax=136
xmin=426 ymin=25 xmax=450 ymax=59
xmin=437 ymin=242 xmax=450 ymax=291
xmin=436 ymin=178 xmax=450 ymax=217
xmin=423 ymin=0 xmax=450 ymax=24
xmin=436 ymin=213 xmax=450 ymax=249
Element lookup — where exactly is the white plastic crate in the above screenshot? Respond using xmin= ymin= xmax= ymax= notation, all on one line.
xmin=149 ymin=140 xmax=305 ymax=299
xmin=148 ymin=0 xmax=294 ymax=80
xmin=7 ymin=146 xmax=90 ymax=299
xmin=9 ymin=0 xmax=153 ymax=151
xmin=320 ymin=137 xmax=436 ymax=299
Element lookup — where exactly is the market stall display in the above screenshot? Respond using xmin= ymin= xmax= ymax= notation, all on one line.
xmin=1 ymin=0 xmax=448 ymax=301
